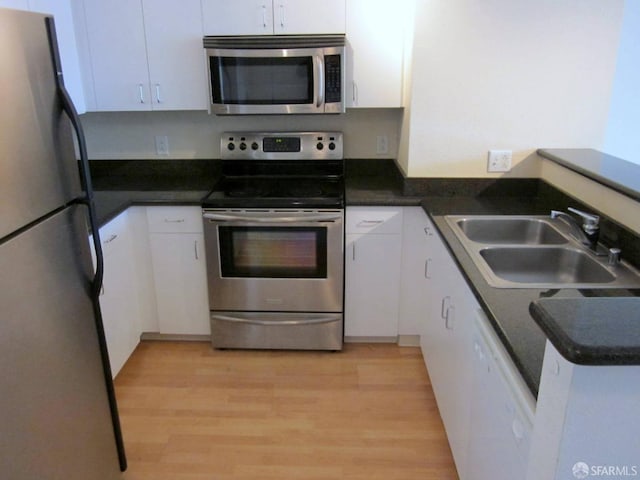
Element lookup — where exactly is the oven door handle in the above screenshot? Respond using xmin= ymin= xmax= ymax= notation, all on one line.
xmin=202 ymin=212 xmax=342 ymax=223
xmin=212 ymin=313 xmax=341 ymax=326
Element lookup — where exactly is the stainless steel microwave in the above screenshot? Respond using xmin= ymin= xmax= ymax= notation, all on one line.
xmin=203 ymin=35 xmax=345 ymax=115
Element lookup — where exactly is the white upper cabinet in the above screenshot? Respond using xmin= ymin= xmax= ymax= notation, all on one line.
xmin=143 ymin=0 xmax=208 ymax=110
xmin=0 ymin=0 xmax=28 ymax=11
xmin=1 ymin=0 xmax=86 ymax=112
xmin=77 ymin=0 xmax=207 ymax=111
xmin=346 ymin=0 xmax=409 ymax=107
xmin=202 ymin=0 xmax=345 ymax=35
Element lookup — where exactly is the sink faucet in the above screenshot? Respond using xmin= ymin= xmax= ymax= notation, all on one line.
xmin=550 ymin=207 xmax=600 ymax=248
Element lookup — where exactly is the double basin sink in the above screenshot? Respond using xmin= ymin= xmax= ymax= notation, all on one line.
xmin=445 ymin=215 xmax=640 ymax=289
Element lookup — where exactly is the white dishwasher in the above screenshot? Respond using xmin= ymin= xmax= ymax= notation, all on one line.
xmin=466 ymin=310 xmax=535 ymax=480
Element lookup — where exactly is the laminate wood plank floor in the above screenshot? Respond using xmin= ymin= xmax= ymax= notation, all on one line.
xmin=115 ymin=341 xmax=459 ymax=480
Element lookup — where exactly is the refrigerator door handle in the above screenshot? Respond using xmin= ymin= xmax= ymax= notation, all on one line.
xmin=44 ymin=17 xmax=104 ymax=296
xmin=45 ymin=17 xmax=127 ymax=473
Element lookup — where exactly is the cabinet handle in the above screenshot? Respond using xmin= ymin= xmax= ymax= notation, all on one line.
xmin=155 ymin=84 xmax=162 ymax=103
xmin=511 ymin=418 xmax=525 ymax=444
xmin=440 ymin=296 xmax=450 ymax=319
xmin=444 ymin=305 xmax=455 ymax=330
xmin=357 ymin=220 xmax=384 ymax=227
xmin=104 ymin=234 xmax=118 ymax=244
xmin=138 ymin=83 xmax=145 ymax=104
xmin=194 ymin=240 xmax=199 ymax=260
xmin=163 ymin=218 xmax=185 ymax=223
xmin=352 ymin=243 xmax=356 ymax=261
xmin=262 ymin=4 xmax=267 ymax=27
xmin=279 ymin=4 xmax=285 ymax=28
xmin=424 ymin=226 xmax=432 ymax=237
xmin=352 ymin=81 xmax=358 ymax=105
xmin=424 ymin=258 xmax=432 ymax=279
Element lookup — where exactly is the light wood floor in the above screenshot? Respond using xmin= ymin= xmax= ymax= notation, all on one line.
xmin=115 ymin=341 xmax=458 ymax=480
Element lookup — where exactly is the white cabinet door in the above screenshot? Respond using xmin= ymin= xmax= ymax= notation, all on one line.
xmin=79 ymin=0 xmax=207 ymax=111
xmin=345 ymin=207 xmax=402 ymax=339
xmin=149 ymin=233 xmax=210 ymax=335
xmin=80 ymin=0 xmax=150 ymax=111
xmin=143 ymin=0 xmax=208 ymax=110
xmin=202 ymin=0 xmax=273 ymax=35
xmin=147 ymin=207 xmax=210 ymax=336
xmin=202 ymin=0 xmax=345 ymax=35
xmin=419 ymin=225 xmax=475 ymax=479
xmin=95 ymin=212 xmax=141 ymax=377
xmin=274 ymin=0 xmax=345 ymax=34
xmin=346 ymin=0 xmax=407 ymax=107
xmin=398 ymin=207 xmax=432 ymax=337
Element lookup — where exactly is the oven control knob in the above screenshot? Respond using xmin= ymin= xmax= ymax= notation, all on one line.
xmin=328 ymin=142 xmax=336 ymax=151
xmin=227 ymin=142 xmax=235 ymax=151
xmin=239 ymin=142 xmax=247 ymax=151
xmin=251 ymin=142 xmax=259 ymax=151
xmin=316 ymin=142 xmax=324 ymax=150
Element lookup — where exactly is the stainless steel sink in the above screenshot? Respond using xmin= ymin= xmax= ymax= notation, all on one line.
xmin=454 ymin=217 xmax=567 ymax=245
xmin=445 ymin=215 xmax=640 ymax=289
xmin=479 ymin=247 xmax=615 ymax=285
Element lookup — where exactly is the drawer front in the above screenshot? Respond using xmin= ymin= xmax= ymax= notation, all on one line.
xmin=147 ymin=206 xmax=203 ymax=233
xmin=346 ymin=207 xmax=403 ymax=234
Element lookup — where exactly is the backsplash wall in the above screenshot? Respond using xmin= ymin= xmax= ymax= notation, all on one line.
xmin=80 ymin=109 xmax=403 ymax=160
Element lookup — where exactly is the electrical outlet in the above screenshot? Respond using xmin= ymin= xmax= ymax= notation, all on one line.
xmin=487 ymin=150 xmax=512 ymax=172
xmin=155 ymin=135 xmax=170 ymax=156
xmin=376 ymin=135 xmax=388 ymax=155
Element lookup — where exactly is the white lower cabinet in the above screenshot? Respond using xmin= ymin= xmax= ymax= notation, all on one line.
xmin=93 ymin=210 xmax=141 ymax=378
xmin=410 ymin=210 xmax=535 ymax=480
xmin=345 ymin=207 xmax=403 ymax=339
xmin=398 ymin=207 xmax=432 ymax=339
xmin=417 ymin=213 xmax=475 ymax=479
xmin=147 ymin=206 xmax=210 ymax=335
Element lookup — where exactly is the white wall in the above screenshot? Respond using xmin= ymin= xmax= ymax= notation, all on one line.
xmin=603 ymin=0 xmax=640 ymax=165
xmin=80 ymin=109 xmax=402 ymax=160
xmin=400 ymin=0 xmax=625 ymax=178
xmin=539 ymin=156 xmax=640 ymax=234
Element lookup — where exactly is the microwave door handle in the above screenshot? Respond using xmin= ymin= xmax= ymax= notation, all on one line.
xmin=315 ymin=55 xmax=324 ymax=108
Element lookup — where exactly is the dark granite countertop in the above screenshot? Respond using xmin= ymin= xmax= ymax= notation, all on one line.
xmin=89 ymin=159 xmax=219 ymax=226
xmin=345 ymin=158 xmax=422 ymax=206
xmin=530 ymin=297 xmax=640 ymax=365
xmin=93 ymin=190 xmax=211 ymax=227
xmin=90 ymin=157 xmax=640 ymax=399
xmin=427 ymin=199 xmax=640 ymax=398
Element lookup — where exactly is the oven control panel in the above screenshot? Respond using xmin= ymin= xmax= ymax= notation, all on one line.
xmin=221 ymin=132 xmax=343 ymax=160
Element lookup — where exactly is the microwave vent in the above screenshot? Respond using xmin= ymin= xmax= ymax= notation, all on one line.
xmin=203 ymin=34 xmax=345 ymax=50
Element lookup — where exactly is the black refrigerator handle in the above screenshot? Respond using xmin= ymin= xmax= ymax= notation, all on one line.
xmin=45 ymin=17 xmax=127 ymax=473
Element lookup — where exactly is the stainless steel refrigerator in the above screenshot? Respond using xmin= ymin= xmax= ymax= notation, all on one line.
xmin=0 ymin=8 xmax=126 ymax=479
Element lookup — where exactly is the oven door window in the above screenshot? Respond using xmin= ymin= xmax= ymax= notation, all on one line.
xmin=210 ymin=56 xmax=313 ymax=105
xmin=218 ymin=226 xmax=327 ymax=278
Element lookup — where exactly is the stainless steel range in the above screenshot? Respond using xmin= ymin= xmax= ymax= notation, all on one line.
xmin=202 ymin=132 xmax=344 ymax=350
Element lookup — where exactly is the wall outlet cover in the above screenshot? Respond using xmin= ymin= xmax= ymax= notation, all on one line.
xmin=155 ymin=135 xmax=170 ymax=156
xmin=487 ymin=150 xmax=512 ymax=172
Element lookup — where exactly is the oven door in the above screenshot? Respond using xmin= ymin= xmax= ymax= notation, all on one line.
xmin=202 ymin=209 xmax=344 ymax=312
